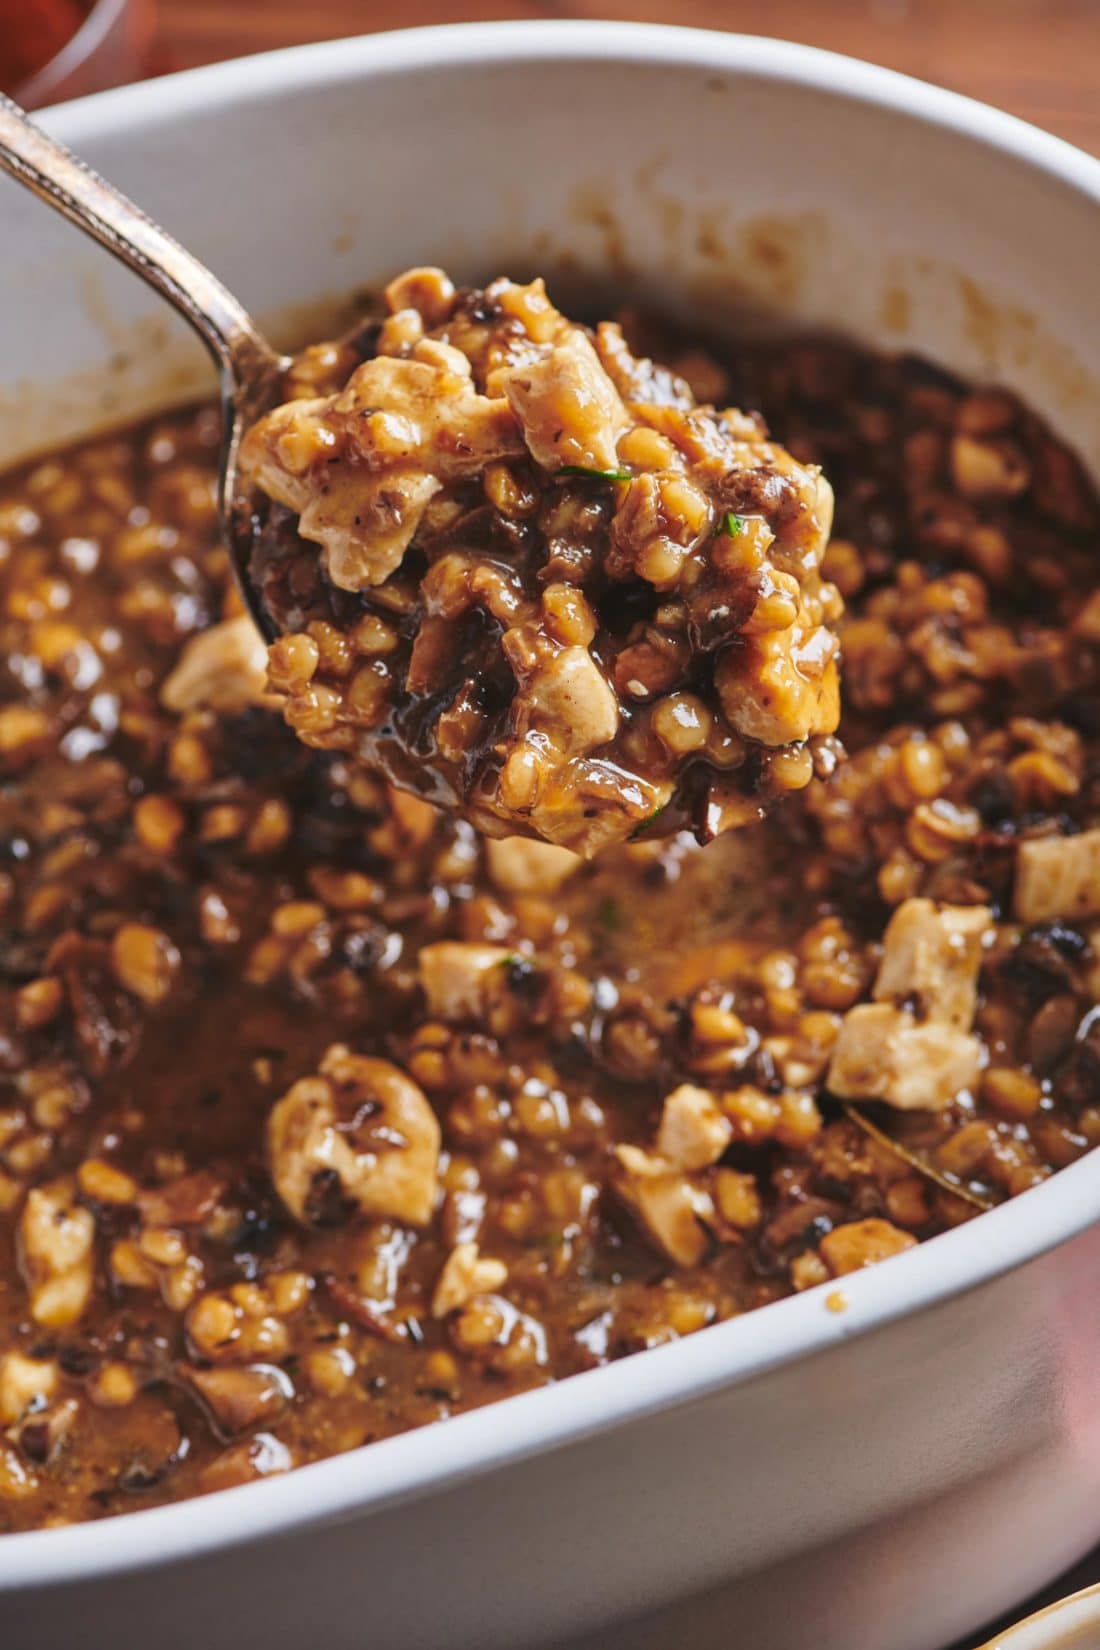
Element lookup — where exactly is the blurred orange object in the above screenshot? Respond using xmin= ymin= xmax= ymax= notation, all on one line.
xmin=0 ymin=0 xmax=85 ymax=91
xmin=2 ymin=0 xmax=153 ymax=106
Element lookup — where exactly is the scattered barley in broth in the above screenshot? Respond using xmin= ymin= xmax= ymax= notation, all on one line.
xmin=0 ymin=315 xmax=1098 ymax=1528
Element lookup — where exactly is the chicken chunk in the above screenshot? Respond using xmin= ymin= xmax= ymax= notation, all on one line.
xmin=656 ymin=1084 xmax=732 ymax=1172
xmin=301 ymin=467 xmax=443 ymax=593
xmin=267 ymin=1046 xmax=440 ymax=1227
xmin=0 ymin=1353 xmax=58 ymax=1426
xmin=17 ymin=1179 xmax=95 ymax=1328
xmin=872 ymin=899 xmax=992 ymax=1029
xmin=240 ymin=350 xmax=523 ymax=590
xmin=503 ymin=329 xmax=629 ymax=474
xmin=1015 ymin=828 xmax=1100 ymax=923
xmin=161 ymin=615 xmax=273 ymax=715
xmin=612 ymin=1144 xmax=714 ymax=1268
xmin=715 ymin=613 xmax=840 ymax=748
xmin=524 ymin=761 xmax=673 ymax=858
xmin=827 ymin=898 xmax=990 ymax=1112
xmin=484 ymin=837 xmax=579 ymax=895
xmin=611 ymin=1084 xmax=733 ymax=1265
xmin=827 ymin=1003 xmax=982 ymax=1111
xmin=511 ymin=645 xmax=619 ymax=758
xmin=418 ymin=942 xmax=514 ymax=1023
xmin=333 ymin=351 xmax=523 ymax=478
xmin=431 ymin=1242 xmax=508 ymax=1318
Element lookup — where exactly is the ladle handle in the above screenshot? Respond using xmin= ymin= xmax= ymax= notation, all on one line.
xmin=0 ymin=91 xmax=279 ymax=383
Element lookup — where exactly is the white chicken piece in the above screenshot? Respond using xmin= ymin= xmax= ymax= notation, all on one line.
xmin=513 ymin=646 xmax=619 ymax=758
xmin=827 ymin=899 xmax=991 ymax=1112
xmin=715 ymin=614 xmax=840 ymax=748
xmin=418 ymin=942 xmax=514 ymax=1023
xmin=17 ymin=1179 xmax=96 ymax=1328
xmin=827 ymin=1003 xmax=982 ymax=1112
xmin=656 ymin=1084 xmax=733 ymax=1172
xmin=514 ymin=758 xmax=672 ymax=859
xmin=431 ymin=1242 xmax=508 ymax=1318
xmin=0 ymin=1352 xmax=58 ymax=1426
xmin=161 ymin=615 xmax=273 ymax=715
xmin=301 ymin=467 xmax=443 ymax=593
xmin=1015 ymin=828 xmax=1100 ymax=924
xmin=484 ymin=837 xmax=580 ymax=896
xmin=612 ymin=1083 xmax=733 ymax=1265
xmin=267 ymin=1046 xmax=440 ymax=1228
xmin=239 ymin=350 xmax=523 ymax=591
xmin=613 ymin=1144 xmax=715 ymax=1268
xmin=503 ymin=329 xmax=629 ymax=475
xmin=872 ymin=898 xmax=992 ymax=1029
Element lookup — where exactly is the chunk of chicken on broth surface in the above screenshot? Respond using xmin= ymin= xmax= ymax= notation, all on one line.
xmin=242 ymin=268 xmax=843 ymax=856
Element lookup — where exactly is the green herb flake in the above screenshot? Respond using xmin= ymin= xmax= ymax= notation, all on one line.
xmin=717 ymin=511 xmax=748 ymax=538
xmin=596 ymin=897 xmax=623 ymax=931
xmin=559 ymin=464 xmax=632 ymax=482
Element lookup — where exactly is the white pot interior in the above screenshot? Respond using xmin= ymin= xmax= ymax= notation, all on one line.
xmin=3 ymin=26 xmax=1100 ymax=479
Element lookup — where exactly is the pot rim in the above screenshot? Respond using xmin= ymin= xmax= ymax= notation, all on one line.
xmin=5 ymin=17 xmax=1100 ymax=1590
xmin=979 ymin=1579 xmax=1100 ymax=1647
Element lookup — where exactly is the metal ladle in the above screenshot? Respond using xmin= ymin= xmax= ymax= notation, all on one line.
xmin=0 ymin=91 xmax=287 ymax=640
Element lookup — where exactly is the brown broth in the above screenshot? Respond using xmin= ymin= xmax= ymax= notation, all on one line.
xmin=0 ymin=329 xmax=1097 ymax=1528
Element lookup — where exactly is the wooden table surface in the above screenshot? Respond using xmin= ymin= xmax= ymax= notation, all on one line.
xmin=151 ymin=0 xmax=1100 ymax=156
xmin=144 ymin=3 xmax=1100 ymax=1646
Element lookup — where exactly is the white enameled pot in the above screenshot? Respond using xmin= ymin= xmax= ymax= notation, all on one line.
xmin=2 ymin=24 xmax=1100 ymax=1650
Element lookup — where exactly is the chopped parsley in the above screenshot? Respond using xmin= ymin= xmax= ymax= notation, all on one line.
xmin=559 ymin=465 xmax=632 ymax=482
xmin=630 ymin=802 xmax=670 ymax=840
xmin=717 ymin=511 xmax=748 ymax=537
